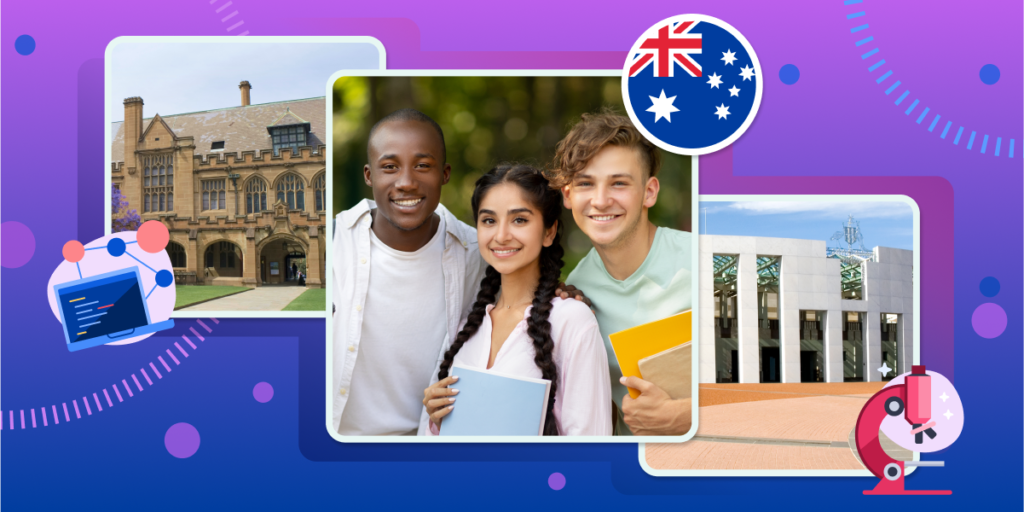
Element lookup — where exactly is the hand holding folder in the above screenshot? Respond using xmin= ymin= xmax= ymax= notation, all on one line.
xmin=608 ymin=310 xmax=692 ymax=399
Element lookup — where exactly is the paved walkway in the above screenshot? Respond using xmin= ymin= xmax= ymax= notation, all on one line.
xmin=645 ymin=383 xmax=913 ymax=471
xmin=179 ymin=285 xmax=307 ymax=312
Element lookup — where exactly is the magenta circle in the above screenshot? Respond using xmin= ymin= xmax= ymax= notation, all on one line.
xmin=548 ymin=472 xmax=566 ymax=490
xmin=1 ymin=221 xmax=36 ymax=268
xmin=253 ymin=382 xmax=274 ymax=403
xmin=164 ymin=422 xmax=201 ymax=458
xmin=972 ymin=303 xmax=1007 ymax=339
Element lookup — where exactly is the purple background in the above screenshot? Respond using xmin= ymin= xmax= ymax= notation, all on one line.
xmin=2 ymin=0 xmax=1020 ymax=508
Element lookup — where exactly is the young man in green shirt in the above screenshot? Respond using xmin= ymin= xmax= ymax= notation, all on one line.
xmin=549 ymin=112 xmax=693 ymax=436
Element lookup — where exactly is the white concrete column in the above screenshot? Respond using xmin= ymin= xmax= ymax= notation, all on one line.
xmin=865 ymin=312 xmax=882 ymax=382
xmin=779 ymin=300 xmax=800 ymax=383
xmin=824 ymin=310 xmax=843 ymax=382
xmin=899 ymin=312 xmax=914 ymax=375
xmin=778 ymin=256 xmax=799 ymax=383
xmin=698 ymin=247 xmax=717 ymax=384
xmin=737 ymin=252 xmax=759 ymax=383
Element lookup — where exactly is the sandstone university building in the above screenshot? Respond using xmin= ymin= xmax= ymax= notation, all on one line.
xmin=111 ymin=82 xmax=326 ymax=289
xmin=698 ymin=235 xmax=915 ymax=384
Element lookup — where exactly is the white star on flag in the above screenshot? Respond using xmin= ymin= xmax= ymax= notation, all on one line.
xmin=647 ymin=89 xmax=680 ymax=123
xmin=943 ymin=409 xmax=953 ymax=420
xmin=707 ymin=72 xmax=723 ymax=89
xmin=721 ymin=49 xmax=737 ymax=66
xmin=877 ymin=362 xmax=892 ymax=377
xmin=740 ymin=65 xmax=756 ymax=81
xmin=728 ymin=85 xmax=740 ymax=97
xmin=939 ymin=392 xmax=949 ymax=402
xmin=714 ymin=104 xmax=730 ymax=120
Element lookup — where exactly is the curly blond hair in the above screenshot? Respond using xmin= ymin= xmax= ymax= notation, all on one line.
xmin=545 ymin=111 xmax=660 ymax=189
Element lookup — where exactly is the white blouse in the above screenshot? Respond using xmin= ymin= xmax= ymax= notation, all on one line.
xmin=428 ymin=297 xmax=612 ymax=436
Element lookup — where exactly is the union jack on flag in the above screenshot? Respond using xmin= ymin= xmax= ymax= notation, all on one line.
xmin=628 ymin=21 xmax=703 ymax=78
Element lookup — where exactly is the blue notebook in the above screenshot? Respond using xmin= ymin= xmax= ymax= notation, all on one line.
xmin=439 ymin=364 xmax=551 ymax=436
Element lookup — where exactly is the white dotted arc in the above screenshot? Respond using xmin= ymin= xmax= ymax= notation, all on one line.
xmin=2 ymin=318 xmax=218 ymax=432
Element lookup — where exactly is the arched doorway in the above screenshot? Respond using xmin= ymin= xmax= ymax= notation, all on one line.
xmin=203 ymin=240 xmax=243 ymax=279
xmin=256 ymin=235 xmax=307 ymax=286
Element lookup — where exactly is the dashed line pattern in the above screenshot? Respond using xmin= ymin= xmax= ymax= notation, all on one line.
xmin=3 ymin=318 xmax=219 ymax=432
xmin=848 ymin=1 xmax=1016 ymax=157
xmin=211 ymin=0 xmax=249 ymax=36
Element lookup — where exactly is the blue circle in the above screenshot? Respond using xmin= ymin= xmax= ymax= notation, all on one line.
xmin=980 ymin=64 xmax=1000 ymax=85
xmin=779 ymin=64 xmax=800 ymax=85
xmin=15 ymin=35 xmax=35 ymax=56
xmin=156 ymin=269 xmax=174 ymax=288
xmin=980 ymin=276 xmax=1000 ymax=297
xmin=106 ymin=238 xmax=126 ymax=257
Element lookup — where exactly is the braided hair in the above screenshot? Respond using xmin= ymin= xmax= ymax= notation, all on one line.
xmin=437 ymin=163 xmax=565 ymax=436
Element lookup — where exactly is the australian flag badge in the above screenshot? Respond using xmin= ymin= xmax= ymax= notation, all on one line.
xmin=622 ymin=15 xmax=763 ymax=155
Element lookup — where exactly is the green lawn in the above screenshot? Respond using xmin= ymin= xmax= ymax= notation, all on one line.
xmin=175 ymin=285 xmax=252 ymax=310
xmin=282 ymin=288 xmax=327 ymax=311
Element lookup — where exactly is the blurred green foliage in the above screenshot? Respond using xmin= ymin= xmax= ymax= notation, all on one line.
xmin=332 ymin=76 xmax=691 ymax=276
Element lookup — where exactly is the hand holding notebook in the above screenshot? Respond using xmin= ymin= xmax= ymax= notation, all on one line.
xmin=435 ymin=364 xmax=551 ymax=436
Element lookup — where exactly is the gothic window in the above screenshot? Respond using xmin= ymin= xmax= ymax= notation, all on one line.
xmin=271 ymin=126 xmax=307 ymax=156
xmin=276 ymin=174 xmax=304 ymax=210
xmin=167 ymin=242 xmax=186 ymax=268
xmin=202 ymin=180 xmax=226 ymax=210
xmin=246 ymin=177 xmax=269 ymax=214
xmin=217 ymin=241 xmax=236 ymax=268
xmin=205 ymin=241 xmax=239 ymax=269
xmin=313 ymin=174 xmax=325 ymax=212
xmin=142 ymin=154 xmax=174 ymax=212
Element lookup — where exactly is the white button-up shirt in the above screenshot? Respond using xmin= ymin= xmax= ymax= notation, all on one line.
xmin=332 ymin=199 xmax=486 ymax=434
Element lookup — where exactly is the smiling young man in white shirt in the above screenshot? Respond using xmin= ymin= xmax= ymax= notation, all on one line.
xmin=333 ymin=109 xmax=485 ymax=436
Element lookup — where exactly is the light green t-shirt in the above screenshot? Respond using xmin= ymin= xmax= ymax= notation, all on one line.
xmin=565 ymin=227 xmax=693 ymax=435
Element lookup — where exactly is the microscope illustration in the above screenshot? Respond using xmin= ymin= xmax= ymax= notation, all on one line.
xmin=854 ymin=365 xmax=953 ymax=495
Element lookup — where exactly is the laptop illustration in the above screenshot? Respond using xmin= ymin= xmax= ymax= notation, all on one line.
xmin=54 ymin=267 xmax=174 ymax=351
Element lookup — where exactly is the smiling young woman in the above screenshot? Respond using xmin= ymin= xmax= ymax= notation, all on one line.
xmin=422 ymin=163 xmax=612 ymax=436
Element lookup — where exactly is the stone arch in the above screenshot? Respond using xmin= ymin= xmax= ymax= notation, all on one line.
xmin=200 ymin=238 xmax=244 ymax=281
xmin=256 ymin=232 xmax=309 ymax=285
xmin=167 ymin=240 xmax=187 ymax=268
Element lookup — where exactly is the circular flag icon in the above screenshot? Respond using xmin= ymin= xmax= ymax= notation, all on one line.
xmin=622 ymin=14 xmax=763 ymax=155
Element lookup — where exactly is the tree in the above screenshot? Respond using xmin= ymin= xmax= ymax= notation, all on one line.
xmin=112 ymin=185 xmax=141 ymax=232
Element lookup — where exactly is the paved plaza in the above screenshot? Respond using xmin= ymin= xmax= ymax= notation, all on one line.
xmin=645 ymin=382 xmax=913 ymax=471
xmin=178 ymin=285 xmax=307 ymax=312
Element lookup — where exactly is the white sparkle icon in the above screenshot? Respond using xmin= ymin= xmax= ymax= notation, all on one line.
xmin=740 ymin=65 xmax=756 ymax=81
xmin=939 ymin=392 xmax=950 ymax=402
xmin=646 ymin=89 xmax=680 ymax=123
xmin=728 ymin=85 xmax=740 ymax=97
xmin=714 ymin=104 xmax=731 ymax=120
xmin=721 ymin=49 xmax=737 ymax=66
xmin=707 ymin=72 xmax=723 ymax=89
xmin=943 ymin=409 xmax=953 ymax=420
xmin=878 ymin=362 xmax=892 ymax=377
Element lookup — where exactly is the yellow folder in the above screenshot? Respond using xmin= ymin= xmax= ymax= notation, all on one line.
xmin=608 ymin=310 xmax=692 ymax=399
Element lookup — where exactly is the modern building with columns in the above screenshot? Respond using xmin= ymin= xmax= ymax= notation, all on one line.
xmin=698 ymin=235 xmax=914 ymax=384
xmin=111 ymin=81 xmax=326 ymax=289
